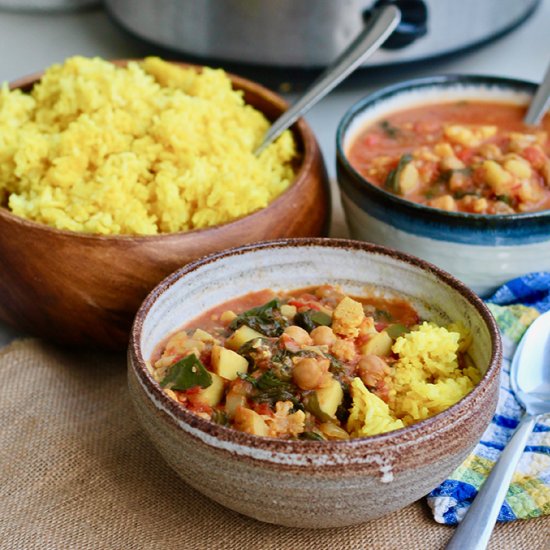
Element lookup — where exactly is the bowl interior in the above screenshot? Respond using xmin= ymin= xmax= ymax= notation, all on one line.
xmin=340 ymin=77 xmax=533 ymax=155
xmin=138 ymin=241 xmax=495 ymax=379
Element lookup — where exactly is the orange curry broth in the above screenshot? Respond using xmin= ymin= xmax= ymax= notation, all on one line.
xmin=151 ymin=286 xmax=420 ymax=436
xmin=347 ymin=101 xmax=550 ymax=214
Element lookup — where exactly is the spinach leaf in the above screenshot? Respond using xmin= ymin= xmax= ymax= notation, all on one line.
xmin=379 ymin=120 xmax=400 ymax=139
xmin=160 ymin=354 xmax=212 ymax=391
xmin=496 ymin=194 xmax=512 ymax=205
xmin=384 ymin=154 xmax=413 ymax=194
xmin=229 ymin=298 xmax=289 ymax=337
xmin=238 ymin=337 xmax=274 ymax=370
xmin=240 ymin=369 xmax=301 ymax=409
xmin=294 ymin=309 xmax=332 ymax=332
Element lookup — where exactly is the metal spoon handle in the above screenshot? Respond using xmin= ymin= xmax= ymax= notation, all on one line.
xmin=446 ymin=413 xmax=538 ymax=550
xmin=524 ymin=60 xmax=550 ymax=125
xmin=254 ymin=5 xmax=401 ymax=155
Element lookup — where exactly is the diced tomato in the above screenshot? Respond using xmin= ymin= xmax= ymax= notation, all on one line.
xmin=185 ymin=386 xmax=202 ymax=396
xmin=252 ymin=402 xmax=273 ymax=416
xmin=187 ymin=400 xmax=212 ymax=414
xmin=375 ymin=322 xmax=388 ymax=332
xmin=456 ymin=148 xmax=475 ymax=163
xmin=521 ymin=146 xmax=546 ymax=170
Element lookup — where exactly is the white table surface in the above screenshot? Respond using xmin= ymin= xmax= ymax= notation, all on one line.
xmin=0 ymin=2 xmax=549 ymax=347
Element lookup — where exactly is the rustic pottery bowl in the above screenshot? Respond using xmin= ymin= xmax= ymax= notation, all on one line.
xmin=336 ymin=75 xmax=550 ymax=297
xmin=128 ymin=238 xmax=502 ymax=528
xmin=0 ymin=61 xmax=330 ymax=349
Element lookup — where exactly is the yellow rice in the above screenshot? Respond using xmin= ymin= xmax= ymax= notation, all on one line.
xmin=0 ymin=56 xmax=297 ymax=235
xmin=349 ymin=322 xmax=481 ymax=436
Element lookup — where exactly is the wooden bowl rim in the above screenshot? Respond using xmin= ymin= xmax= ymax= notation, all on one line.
xmin=1 ymin=59 xmax=321 ymax=242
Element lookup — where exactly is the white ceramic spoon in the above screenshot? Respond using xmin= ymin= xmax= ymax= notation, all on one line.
xmin=446 ymin=310 xmax=550 ymax=550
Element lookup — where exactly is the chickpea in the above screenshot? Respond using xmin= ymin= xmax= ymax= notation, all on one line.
xmin=310 ymin=325 xmax=336 ymax=346
xmin=293 ymin=357 xmax=324 ymax=390
xmin=357 ymin=355 xmax=390 ymax=388
xmin=283 ymin=325 xmax=313 ymax=346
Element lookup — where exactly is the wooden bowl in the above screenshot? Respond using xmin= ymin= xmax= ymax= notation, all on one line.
xmin=128 ymin=238 xmax=502 ymax=528
xmin=0 ymin=61 xmax=330 ymax=349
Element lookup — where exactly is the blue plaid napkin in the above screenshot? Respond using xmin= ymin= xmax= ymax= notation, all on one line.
xmin=427 ymin=273 xmax=550 ymax=524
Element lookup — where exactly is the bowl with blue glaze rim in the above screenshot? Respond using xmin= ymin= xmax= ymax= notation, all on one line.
xmin=128 ymin=238 xmax=501 ymax=528
xmin=336 ymin=75 xmax=550 ymax=297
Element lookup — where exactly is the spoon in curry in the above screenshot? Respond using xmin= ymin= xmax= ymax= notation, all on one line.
xmin=446 ymin=310 xmax=550 ymax=550
xmin=254 ymin=4 xmax=401 ymax=155
xmin=524 ymin=60 xmax=550 ymax=125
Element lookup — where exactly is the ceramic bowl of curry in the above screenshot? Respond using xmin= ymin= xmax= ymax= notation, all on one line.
xmin=336 ymin=75 xmax=550 ymax=296
xmin=128 ymin=238 xmax=501 ymax=528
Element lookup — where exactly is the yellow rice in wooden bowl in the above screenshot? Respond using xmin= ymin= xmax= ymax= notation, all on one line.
xmin=0 ymin=56 xmax=297 ymax=235
xmin=0 ymin=57 xmax=329 ymax=348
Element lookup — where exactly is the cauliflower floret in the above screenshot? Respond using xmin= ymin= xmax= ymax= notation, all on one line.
xmin=267 ymin=401 xmax=305 ymax=438
xmin=332 ymin=296 xmax=365 ymax=338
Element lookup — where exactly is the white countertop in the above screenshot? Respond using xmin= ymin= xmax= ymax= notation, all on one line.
xmin=0 ymin=2 xmax=549 ymax=346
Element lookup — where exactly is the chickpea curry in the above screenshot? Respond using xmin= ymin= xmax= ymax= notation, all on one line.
xmin=151 ymin=285 xmax=480 ymax=440
xmin=347 ymin=101 xmax=550 ymax=214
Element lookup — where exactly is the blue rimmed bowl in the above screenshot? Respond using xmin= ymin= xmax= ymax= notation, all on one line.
xmin=336 ymin=75 xmax=550 ymax=297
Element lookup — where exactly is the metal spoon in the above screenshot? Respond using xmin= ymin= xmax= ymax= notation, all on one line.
xmin=254 ymin=4 xmax=401 ymax=155
xmin=524 ymin=60 xmax=550 ymax=125
xmin=446 ymin=310 xmax=550 ymax=550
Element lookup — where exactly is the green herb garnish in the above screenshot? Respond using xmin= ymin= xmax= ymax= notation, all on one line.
xmin=229 ymin=298 xmax=289 ymax=337
xmin=211 ymin=410 xmax=230 ymax=426
xmin=379 ymin=119 xmax=400 ymax=139
xmin=374 ymin=308 xmax=393 ymax=322
xmin=496 ymin=194 xmax=512 ymax=205
xmin=385 ymin=323 xmax=408 ymax=340
xmin=160 ymin=354 xmax=212 ymax=391
xmin=299 ymin=431 xmax=325 ymax=441
xmin=240 ymin=369 xmax=301 ymax=409
xmin=294 ymin=309 xmax=332 ymax=332
xmin=384 ymin=154 xmax=413 ymax=194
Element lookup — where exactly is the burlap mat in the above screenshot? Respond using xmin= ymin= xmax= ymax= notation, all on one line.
xmin=1 ymin=340 xmax=548 ymax=550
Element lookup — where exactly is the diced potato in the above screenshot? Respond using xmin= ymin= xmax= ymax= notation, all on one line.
xmin=482 ymin=160 xmax=513 ymax=195
xmin=192 ymin=372 xmax=225 ymax=407
xmin=225 ymin=325 xmax=264 ymax=351
xmin=398 ymin=162 xmax=420 ymax=194
xmin=315 ymin=379 xmax=344 ymax=419
xmin=211 ymin=345 xmax=248 ymax=380
xmin=163 ymin=330 xmax=188 ymax=355
xmin=444 ymin=125 xmax=477 ymax=147
xmin=360 ymin=330 xmax=393 ymax=357
xmin=234 ymin=407 xmax=269 ymax=436
xmin=439 ymin=155 xmax=465 ymax=171
xmin=434 ymin=142 xmax=455 ymax=158
xmin=220 ymin=310 xmax=237 ymax=325
xmin=479 ymin=143 xmax=502 ymax=160
xmin=472 ymin=197 xmax=489 ymax=213
xmin=428 ymin=194 xmax=457 ymax=212
xmin=517 ymin=181 xmax=542 ymax=203
xmin=444 ymin=125 xmax=496 ymax=147
xmin=280 ymin=304 xmax=297 ymax=320
xmin=225 ymin=390 xmax=247 ymax=418
xmin=504 ymin=158 xmax=531 ymax=179
xmin=192 ymin=328 xmax=216 ymax=342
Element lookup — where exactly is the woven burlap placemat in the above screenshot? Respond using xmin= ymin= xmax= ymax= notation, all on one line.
xmin=0 ymin=340 xmax=547 ymax=550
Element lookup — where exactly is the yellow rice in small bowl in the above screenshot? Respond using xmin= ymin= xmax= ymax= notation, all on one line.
xmin=0 ymin=56 xmax=297 ymax=235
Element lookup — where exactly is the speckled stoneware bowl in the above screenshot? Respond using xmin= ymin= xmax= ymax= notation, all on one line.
xmin=337 ymin=75 xmax=550 ymax=297
xmin=128 ymin=238 xmax=502 ymax=528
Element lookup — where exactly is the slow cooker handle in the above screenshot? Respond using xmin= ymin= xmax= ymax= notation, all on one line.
xmin=366 ymin=0 xmax=428 ymax=49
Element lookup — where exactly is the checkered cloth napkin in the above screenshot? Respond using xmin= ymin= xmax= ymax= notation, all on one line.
xmin=427 ymin=273 xmax=550 ymax=524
